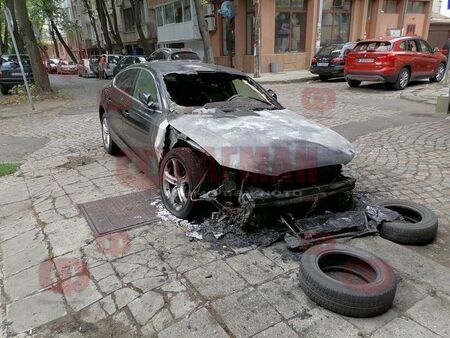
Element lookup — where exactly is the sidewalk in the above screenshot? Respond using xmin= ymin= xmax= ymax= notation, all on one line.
xmin=248 ymin=70 xmax=317 ymax=84
xmin=400 ymin=83 xmax=449 ymax=105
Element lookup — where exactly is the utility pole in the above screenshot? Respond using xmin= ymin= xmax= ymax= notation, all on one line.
xmin=253 ymin=0 xmax=261 ymax=77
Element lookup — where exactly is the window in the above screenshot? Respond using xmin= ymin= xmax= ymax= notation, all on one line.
xmin=115 ymin=69 xmax=139 ymax=95
xmin=275 ymin=0 xmax=307 ymax=53
xmin=321 ymin=0 xmax=352 ymax=46
xmin=246 ymin=0 xmax=255 ymax=55
xmin=407 ymin=40 xmax=418 ymax=52
xmin=407 ymin=1 xmax=425 ymax=13
xmin=354 ymin=41 xmax=392 ymax=52
xmin=183 ymin=0 xmax=191 ymax=21
xmin=222 ymin=18 xmax=235 ymax=56
xmin=382 ymin=0 xmax=398 ymax=13
xmin=171 ymin=52 xmax=201 ymax=60
xmin=418 ymin=39 xmax=432 ymax=53
xmin=156 ymin=7 xmax=164 ymax=26
xmin=174 ymin=1 xmax=182 ymax=23
xmin=398 ymin=40 xmax=407 ymax=50
xmin=133 ymin=71 xmax=159 ymax=104
xmin=123 ymin=8 xmax=135 ymax=32
xmin=164 ymin=3 xmax=175 ymax=24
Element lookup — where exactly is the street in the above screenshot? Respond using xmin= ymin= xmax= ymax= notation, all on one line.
xmin=1 ymin=74 xmax=450 ymax=337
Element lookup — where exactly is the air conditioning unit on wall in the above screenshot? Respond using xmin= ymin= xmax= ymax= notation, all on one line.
xmin=206 ymin=17 xmax=216 ymax=31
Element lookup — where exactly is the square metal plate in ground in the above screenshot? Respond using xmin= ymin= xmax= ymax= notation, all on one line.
xmin=79 ymin=190 xmax=160 ymax=235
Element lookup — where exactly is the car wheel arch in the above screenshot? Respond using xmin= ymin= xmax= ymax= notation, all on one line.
xmin=99 ymin=105 xmax=105 ymax=121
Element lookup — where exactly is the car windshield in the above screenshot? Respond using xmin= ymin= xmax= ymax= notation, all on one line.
xmin=354 ymin=41 xmax=392 ymax=52
xmin=164 ymin=72 xmax=273 ymax=110
xmin=171 ymin=52 xmax=201 ymax=60
xmin=4 ymin=55 xmax=30 ymax=65
xmin=317 ymin=45 xmax=343 ymax=57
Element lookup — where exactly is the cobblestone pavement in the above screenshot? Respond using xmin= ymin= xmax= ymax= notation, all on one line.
xmin=1 ymin=75 xmax=450 ymax=337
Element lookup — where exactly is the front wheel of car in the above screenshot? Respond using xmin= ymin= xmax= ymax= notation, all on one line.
xmin=159 ymin=148 xmax=203 ymax=219
xmin=393 ymin=68 xmax=410 ymax=90
xmin=430 ymin=63 xmax=446 ymax=83
xmin=101 ymin=113 xmax=119 ymax=155
xmin=347 ymin=80 xmax=361 ymax=88
xmin=0 ymin=85 xmax=10 ymax=95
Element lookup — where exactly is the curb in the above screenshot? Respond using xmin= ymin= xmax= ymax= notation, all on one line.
xmin=251 ymin=76 xmax=318 ymax=85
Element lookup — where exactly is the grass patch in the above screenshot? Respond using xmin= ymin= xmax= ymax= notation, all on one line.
xmin=0 ymin=85 xmax=70 ymax=106
xmin=0 ymin=163 xmax=21 ymax=177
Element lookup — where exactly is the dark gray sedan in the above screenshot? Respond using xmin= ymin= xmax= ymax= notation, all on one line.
xmin=98 ymin=62 xmax=355 ymax=220
xmin=0 ymin=54 xmax=34 ymax=95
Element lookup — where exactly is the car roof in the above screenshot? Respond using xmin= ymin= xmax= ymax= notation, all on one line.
xmin=154 ymin=48 xmax=196 ymax=54
xmin=130 ymin=61 xmax=245 ymax=77
xmin=357 ymin=36 xmax=423 ymax=43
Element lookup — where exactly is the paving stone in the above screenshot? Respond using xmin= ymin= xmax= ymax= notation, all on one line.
xmin=169 ymin=292 xmax=198 ymax=319
xmin=7 ymin=290 xmax=67 ymax=334
xmin=162 ymin=241 xmax=217 ymax=273
xmin=151 ymin=308 xmax=173 ymax=332
xmin=46 ymin=217 xmax=93 ymax=257
xmin=344 ymin=309 xmax=398 ymax=334
xmin=288 ymin=307 xmax=360 ymax=338
xmin=1 ymin=228 xmax=44 ymax=257
xmin=62 ymin=276 xmax=102 ymax=312
xmin=260 ymin=245 xmax=300 ymax=272
xmin=252 ymin=322 xmax=298 ymax=338
xmin=0 ymin=200 xmax=32 ymax=222
xmin=184 ymin=260 xmax=248 ymax=299
xmin=226 ymin=250 xmax=284 ymax=285
xmin=4 ymin=263 xmax=53 ymax=301
xmin=159 ymin=308 xmax=228 ymax=338
xmin=89 ymin=263 xmax=122 ymax=294
xmin=127 ymin=290 xmax=164 ymax=325
xmin=78 ymin=301 xmax=107 ymax=323
xmin=258 ymin=272 xmax=315 ymax=319
xmin=392 ymin=277 xmax=428 ymax=312
xmin=0 ymin=177 xmax=29 ymax=205
xmin=160 ymin=279 xmax=187 ymax=293
xmin=406 ymin=296 xmax=450 ymax=336
xmin=2 ymin=241 xmax=49 ymax=277
xmin=372 ymin=317 xmax=440 ymax=338
xmin=212 ymin=288 xmax=281 ymax=337
xmin=0 ymin=210 xmax=37 ymax=241
xmin=99 ymin=294 xmax=117 ymax=315
xmin=113 ymin=287 xmax=140 ymax=310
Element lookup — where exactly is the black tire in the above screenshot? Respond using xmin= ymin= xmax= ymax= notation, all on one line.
xmin=376 ymin=199 xmax=438 ymax=245
xmin=319 ymin=75 xmax=330 ymax=81
xmin=347 ymin=80 xmax=361 ymax=88
xmin=101 ymin=113 xmax=119 ymax=155
xmin=299 ymin=243 xmax=397 ymax=317
xmin=1 ymin=85 xmax=10 ymax=95
xmin=159 ymin=147 xmax=203 ymax=219
xmin=393 ymin=67 xmax=409 ymax=90
xmin=430 ymin=63 xmax=446 ymax=83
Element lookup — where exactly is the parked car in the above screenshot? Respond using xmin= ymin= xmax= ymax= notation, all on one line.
xmin=345 ymin=36 xmax=447 ymax=90
xmin=46 ymin=58 xmax=60 ymax=74
xmin=77 ymin=58 xmax=95 ymax=77
xmin=147 ymin=48 xmax=201 ymax=62
xmin=90 ymin=54 xmax=123 ymax=78
xmin=113 ymin=55 xmax=146 ymax=76
xmin=0 ymin=54 xmax=34 ymax=95
xmin=57 ymin=60 xmax=78 ymax=74
xmin=98 ymin=62 xmax=355 ymax=220
xmin=310 ymin=42 xmax=356 ymax=81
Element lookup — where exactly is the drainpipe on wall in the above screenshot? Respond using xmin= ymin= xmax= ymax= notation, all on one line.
xmin=315 ymin=0 xmax=323 ymax=52
xmin=399 ymin=0 xmax=408 ymax=35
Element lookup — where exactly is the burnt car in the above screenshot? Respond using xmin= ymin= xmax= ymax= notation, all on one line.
xmin=98 ymin=62 xmax=355 ymax=221
xmin=310 ymin=42 xmax=356 ymax=81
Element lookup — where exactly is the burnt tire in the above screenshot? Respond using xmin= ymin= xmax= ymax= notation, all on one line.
xmin=376 ymin=199 xmax=438 ymax=245
xmin=347 ymin=80 xmax=361 ymax=88
xmin=159 ymin=147 xmax=203 ymax=219
xmin=299 ymin=243 xmax=397 ymax=317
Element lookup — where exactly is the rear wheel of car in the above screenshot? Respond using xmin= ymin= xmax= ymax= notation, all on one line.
xmin=347 ymin=80 xmax=361 ymax=88
xmin=430 ymin=63 xmax=446 ymax=83
xmin=101 ymin=114 xmax=119 ymax=155
xmin=376 ymin=199 xmax=438 ymax=245
xmin=393 ymin=68 xmax=409 ymax=90
xmin=319 ymin=75 xmax=330 ymax=81
xmin=159 ymin=147 xmax=203 ymax=219
xmin=0 ymin=86 xmax=10 ymax=95
xmin=299 ymin=243 xmax=397 ymax=317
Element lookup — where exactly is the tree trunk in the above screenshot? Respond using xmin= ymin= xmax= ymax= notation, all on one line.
xmin=130 ymin=0 xmax=151 ymax=55
xmin=14 ymin=0 xmax=52 ymax=94
xmin=194 ymin=0 xmax=214 ymax=63
xmin=49 ymin=25 xmax=60 ymax=58
xmin=6 ymin=0 xmax=25 ymax=53
xmin=81 ymin=0 xmax=103 ymax=55
xmin=50 ymin=19 xmax=78 ymax=63
xmin=110 ymin=0 xmax=124 ymax=52
xmin=0 ymin=20 xmax=7 ymax=53
xmin=96 ymin=0 xmax=112 ymax=52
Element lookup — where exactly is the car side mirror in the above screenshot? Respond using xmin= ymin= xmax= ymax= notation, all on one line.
xmin=433 ymin=47 xmax=440 ymax=53
xmin=139 ymin=92 xmax=156 ymax=108
xmin=267 ymin=89 xmax=277 ymax=101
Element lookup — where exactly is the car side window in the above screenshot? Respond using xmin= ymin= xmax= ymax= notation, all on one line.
xmin=115 ymin=69 xmax=139 ymax=95
xmin=154 ymin=51 xmax=166 ymax=60
xmin=418 ymin=40 xmax=432 ymax=53
xmin=407 ymin=40 xmax=418 ymax=52
xmin=398 ymin=41 xmax=407 ymax=51
xmin=133 ymin=70 xmax=159 ymax=105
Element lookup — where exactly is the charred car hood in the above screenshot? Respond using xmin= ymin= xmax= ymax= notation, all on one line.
xmin=168 ymin=108 xmax=355 ymax=176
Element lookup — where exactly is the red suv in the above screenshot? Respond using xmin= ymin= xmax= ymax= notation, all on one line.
xmin=345 ymin=36 xmax=447 ymax=90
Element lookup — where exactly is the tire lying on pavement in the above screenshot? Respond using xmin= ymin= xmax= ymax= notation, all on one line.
xmin=376 ymin=199 xmax=438 ymax=245
xmin=299 ymin=243 xmax=397 ymax=317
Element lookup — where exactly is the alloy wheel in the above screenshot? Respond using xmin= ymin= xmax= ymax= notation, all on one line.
xmin=436 ymin=64 xmax=446 ymax=81
xmin=102 ymin=117 xmax=111 ymax=149
xmin=162 ymin=158 xmax=190 ymax=211
xmin=399 ymin=70 xmax=409 ymax=89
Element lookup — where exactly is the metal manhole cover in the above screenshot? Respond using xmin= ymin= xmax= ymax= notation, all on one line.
xmin=79 ymin=190 xmax=160 ymax=235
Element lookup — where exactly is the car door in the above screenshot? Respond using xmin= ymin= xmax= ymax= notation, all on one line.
xmin=122 ymin=68 xmax=166 ymax=171
xmin=106 ymin=68 xmax=139 ymax=145
xmin=406 ymin=39 xmax=422 ymax=79
xmin=417 ymin=39 xmax=437 ymax=77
